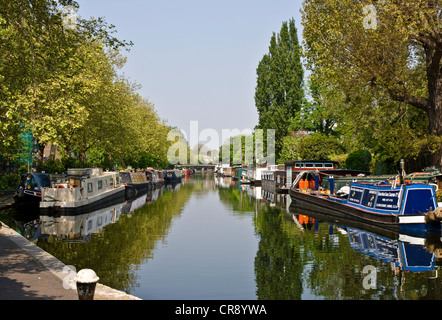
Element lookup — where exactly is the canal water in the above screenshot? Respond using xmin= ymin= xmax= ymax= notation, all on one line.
xmin=2 ymin=173 xmax=442 ymax=300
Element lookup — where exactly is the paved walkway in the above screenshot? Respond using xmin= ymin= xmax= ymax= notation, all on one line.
xmin=0 ymin=222 xmax=140 ymax=300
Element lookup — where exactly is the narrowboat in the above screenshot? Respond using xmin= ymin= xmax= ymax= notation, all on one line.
xmin=261 ymin=165 xmax=286 ymax=192
xmin=245 ymin=166 xmax=265 ymax=186
xmin=13 ymin=172 xmax=65 ymax=207
xmin=284 ymin=160 xmax=370 ymax=189
xmin=163 ymin=169 xmax=183 ymax=182
xmin=119 ymin=171 xmax=150 ymax=199
xmin=40 ymin=168 xmax=126 ymax=215
xmin=289 ymin=175 xmax=441 ymax=235
xmin=231 ymin=166 xmax=243 ymax=181
xmin=145 ymin=168 xmax=164 ymax=188
xmin=222 ymin=167 xmax=234 ymax=177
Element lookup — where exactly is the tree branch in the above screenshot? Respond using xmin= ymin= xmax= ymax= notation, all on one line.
xmin=387 ymin=88 xmax=429 ymax=112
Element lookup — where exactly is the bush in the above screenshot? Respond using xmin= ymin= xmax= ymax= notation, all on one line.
xmin=345 ymin=149 xmax=372 ymax=172
xmin=0 ymin=173 xmax=21 ymax=190
xmin=36 ymin=159 xmax=66 ymax=173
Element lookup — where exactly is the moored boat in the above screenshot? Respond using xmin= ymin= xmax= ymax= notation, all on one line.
xmin=40 ymin=168 xmax=125 ymax=215
xmin=289 ymin=176 xmax=441 ymax=235
xmin=145 ymin=168 xmax=164 ymax=188
xmin=163 ymin=169 xmax=183 ymax=182
xmin=119 ymin=171 xmax=150 ymax=199
xmin=13 ymin=172 xmax=65 ymax=207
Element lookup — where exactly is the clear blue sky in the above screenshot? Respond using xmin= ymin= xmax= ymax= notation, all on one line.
xmin=75 ymin=0 xmax=305 ymax=148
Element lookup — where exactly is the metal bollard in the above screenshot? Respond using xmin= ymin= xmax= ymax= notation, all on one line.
xmin=74 ymin=269 xmax=99 ymax=300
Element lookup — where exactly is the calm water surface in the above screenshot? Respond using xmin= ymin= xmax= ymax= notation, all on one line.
xmin=2 ymin=173 xmax=442 ymax=300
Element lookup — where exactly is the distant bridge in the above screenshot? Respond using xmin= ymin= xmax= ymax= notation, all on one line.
xmin=175 ymin=164 xmax=216 ymax=171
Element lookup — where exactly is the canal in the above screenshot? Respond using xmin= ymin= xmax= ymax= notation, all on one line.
xmin=2 ymin=173 xmax=442 ymax=300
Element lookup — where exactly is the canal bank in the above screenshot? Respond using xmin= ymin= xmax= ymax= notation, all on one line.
xmin=0 ymin=221 xmax=141 ymax=300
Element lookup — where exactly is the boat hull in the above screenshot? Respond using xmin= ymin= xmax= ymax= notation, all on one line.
xmin=13 ymin=190 xmax=42 ymax=208
xmin=40 ymin=186 xmax=126 ymax=216
xmin=289 ymin=188 xmax=441 ymax=236
xmin=124 ymin=183 xmax=151 ymax=200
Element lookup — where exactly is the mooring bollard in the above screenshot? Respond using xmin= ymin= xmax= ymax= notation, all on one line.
xmin=74 ymin=269 xmax=99 ymax=300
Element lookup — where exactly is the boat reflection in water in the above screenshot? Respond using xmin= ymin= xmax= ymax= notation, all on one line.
xmin=289 ymin=201 xmax=442 ymax=283
xmin=13 ymin=188 xmax=163 ymax=243
xmin=40 ymin=201 xmax=126 ymax=242
xmin=346 ymin=228 xmax=436 ymax=273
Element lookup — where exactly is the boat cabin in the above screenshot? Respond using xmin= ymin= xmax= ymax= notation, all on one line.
xmin=288 ymin=160 xmax=338 ymax=172
xmin=40 ymin=168 xmax=124 ymax=213
xmin=345 ymin=182 xmax=437 ymax=216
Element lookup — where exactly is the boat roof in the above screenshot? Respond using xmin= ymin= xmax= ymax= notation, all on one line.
xmin=351 ymin=181 xmax=434 ymax=189
xmin=285 ymin=160 xmax=339 ymax=165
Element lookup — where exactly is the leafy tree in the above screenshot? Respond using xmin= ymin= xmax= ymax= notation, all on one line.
xmin=278 ymin=133 xmax=305 ymax=163
xmin=302 ymin=0 xmax=442 ymax=169
xmin=289 ymin=78 xmax=341 ymax=136
xmin=255 ymin=19 xmax=305 ymax=157
xmin=298 ymin=133 xmax=345 ymax=160
xmin=345 ymin=149 xmax=372 ymax=172
xmin=0 ymin=0 xmax=132 ymax=163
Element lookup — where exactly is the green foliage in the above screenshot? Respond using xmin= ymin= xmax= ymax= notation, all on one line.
xmin=436 ymin=190 xmax=442 ymax=203
xmin=298 ymin=133 xmax=345 ymax=160
xmin=278 ymin=135 xmax=304 ymax=163
xmin=255 ymin=19 xmax=305 ymax=157
xmin=0 ymin=0 xmax=171 ymax=170
xmin=301 ymin=0 xmax=442 ymax=169
xmin=278 ymin=133 xmax=346 ymax=163
xmin=36 ymin=159 xmax=66 ymax=173
xmin=345 ymin=150 xmax=372 ymax=172
xmin=372 ymin=156 xmax=397 ymax=175
xmin=0 ymin=173 xmax=20 ymax=190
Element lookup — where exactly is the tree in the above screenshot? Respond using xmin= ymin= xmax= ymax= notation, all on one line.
xmin=302 ymin=0 xmax=442 ymax=169
xmin=289 ymin=77 xmax=341 ymax=136
xmin=255 ymin=19 xmax=305 ymax=158
xmin=298 ymin=133 xmax=345 ymax=161
xmin=345 ymin=149 xmax=372 ymax=172
xmin=0 ymin=0 xmax=131 ymax=162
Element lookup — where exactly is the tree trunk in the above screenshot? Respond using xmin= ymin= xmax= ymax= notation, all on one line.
xmin=80 ymin=149 xmax=87 ymax=164
xmin=426 ymin=44 xmax=442 ymax=170
xmin=428 ymin=94 xmax=442 ymax=170
xmin=37 ymin=143 xmax=46 ymax=163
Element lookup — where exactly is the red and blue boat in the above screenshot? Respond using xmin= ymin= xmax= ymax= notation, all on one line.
xmin=289 ymin=174 xmax=441 ymax=236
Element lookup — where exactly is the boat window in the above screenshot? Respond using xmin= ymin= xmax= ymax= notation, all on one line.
xmin=98 ymin=180 xmax=103 ymax=190
xmin=87 ymin=183 xmax=93 ymax=193
xmin=97 ymin=216 xmax=102 ymax=227
xmin=325 ymin=163 xmax=333 ymax=168
xmin=25 ymin=176 xmax=37 ymax=189
xmin=295 ymin=163 xmax=300 ymax=168
xmin=305 ymin=163 xmax=314 ymax=168
xmin=315 ymin=163 xmax=324 ymax=168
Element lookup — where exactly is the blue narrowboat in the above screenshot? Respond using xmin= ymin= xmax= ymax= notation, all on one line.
xmin=13 ymin=173 xmax=65 ymax=207
xmin=163 ymin=170 xmax=183 ymax=182
xmin=289 ymin=178 xmax=441 ymax=235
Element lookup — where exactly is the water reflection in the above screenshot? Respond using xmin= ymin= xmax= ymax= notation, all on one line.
xmin=2 ymin=173 xmax=442 ymax=300
xmin=288 ymin=204 xmax=442 ymax=299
